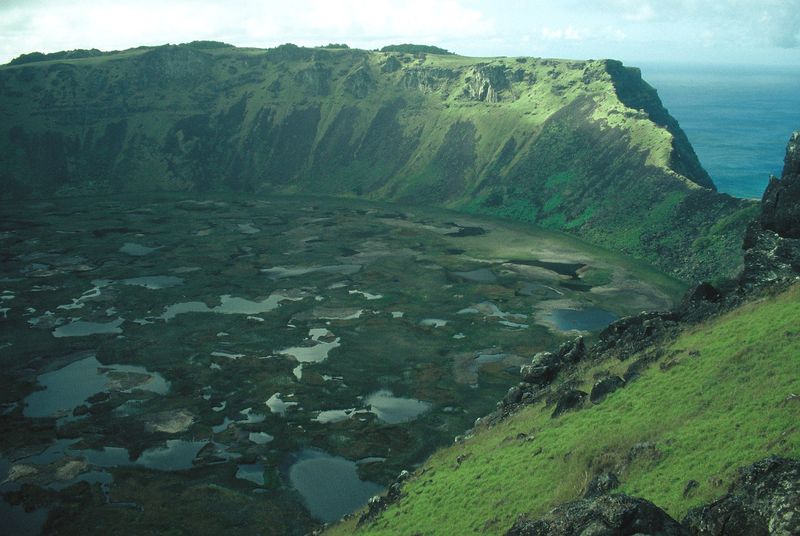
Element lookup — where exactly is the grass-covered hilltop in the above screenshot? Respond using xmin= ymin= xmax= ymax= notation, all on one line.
xmin=0 ymin=42 xmax=752 ymax=281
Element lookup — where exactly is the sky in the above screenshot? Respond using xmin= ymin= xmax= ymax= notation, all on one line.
xmin=0 ymin=0 xmax=799 ymax=67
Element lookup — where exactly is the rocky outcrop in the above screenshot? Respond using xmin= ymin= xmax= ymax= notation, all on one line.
xmin=506 ymin=494 xmax=690 ymax=536
xmin=761 ymin=132 xmax=800 ymax=238
xmin=357 ymin=469 xmax=411 ymax=526
xmin=683 ymin=456 xmax=800 ymax=536
xmin=740 ymin=131 xmax=800 ymax=291
xmin=507 ymin=457 xmax=799 ymax=536
xmin=551 ymin=389 xmax=588 ymax=418
xmin=399 ymin=67 xmax=458 ymax=94
xmin=463 ymin=65 xmax=511 ymax=102
xmin=488 ymin=317 xmax=669 ymax=423
xmin=583 ymin=473 xmax=621 ymax=499
xmin=493 ymin=338 xmax=588 ymax=419
xmin=590 ymin=376 xmax=626 ymax=404
xmin=595 ymin=311 xmax=681 ymax=361
xmin=517 ymin=338 xmax=585 ymax=386
xmin=343 ymin=65 xmax=375 ymax=99
xmin=740 ymin=222 xmax=800 ymax=290
xmin=295 ymin=62 xmax=332 ymax=96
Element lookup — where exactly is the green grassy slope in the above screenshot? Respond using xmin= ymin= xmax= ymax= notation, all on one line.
xmin=331 ymin=283 xmax=800 ymax=535
xmin=0 ymin=43 xmax=751 ymax=280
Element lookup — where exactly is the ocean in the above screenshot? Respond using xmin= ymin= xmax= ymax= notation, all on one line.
xmin=639 ymin=63 xmax=800 ymax=199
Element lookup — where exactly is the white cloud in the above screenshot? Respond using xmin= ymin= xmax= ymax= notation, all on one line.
xmin=758 ymin=1 xmax=800 ymax=47
xmin=541 ymin=25 xmax=586 ymax=41
xmin=621 ymin=2 xmax=656 ymax=22
xmin=0 ymin=0 xmax=494 ymax=63
xmin=0 ymin=0 xmax=798 ymax=65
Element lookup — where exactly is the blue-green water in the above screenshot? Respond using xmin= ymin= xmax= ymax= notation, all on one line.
xmin=287 ymin=448 xmax=383 ymax=522
xmin=641 ymin=64 xmax=800 ymax=199
xmin=546 ymin=307 xmax=618 ymax=332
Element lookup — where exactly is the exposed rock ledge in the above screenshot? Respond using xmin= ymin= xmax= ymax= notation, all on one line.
xmin=506 ymin=456 xmax=800 ymax=536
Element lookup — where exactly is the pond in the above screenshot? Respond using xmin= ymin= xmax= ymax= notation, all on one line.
xmin=23 ymin=354 xmax=170 ymax=419
xmin=545 ymin=307 xmax=619 ymax=332
xmin=288 ymin=449 xmax=384 ymax=523
xmin=161 ymin=292 xmax=304 ymax=321
xmin=364 ymin=390 xmax=431 ymax=424
xmin=52 ymin=318 xmax=125 ymax=338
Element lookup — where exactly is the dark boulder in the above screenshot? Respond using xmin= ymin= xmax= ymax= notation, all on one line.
xmin=739 ymin=221 xmax=800 ymax=291
xmin=590 ymin=376 xmax=626 ymax=404
xmin=678 ymin=282 xmax=724 ymax=322
xmin=683 ymin=282 xmax=722 ymax=304
xmin=552 ymin=390 xmax=587 ymax=418
xmin=506 ymin=494 xmax=689 ymax=536
xmin=685 ymin=496 xmax=769 ymax=536
xmin=682 ymin=456 xmax=800 ymax=536
xmin=521 ymin=351 xmax=562 ymax=385
xmin=583 ymin=473 xmax=620 ymax=499
xmin=503 ymin=385 xmax=523 ymax=406
xmin=357 ymin=469 xmax=411 ymax=526
xmin=558 ymin=337 xmax=586 ymax=363
xmin=519 ymin=337 xmax=585 ymax=387
xmin=597 ymin=312 xmax=680 ymax=360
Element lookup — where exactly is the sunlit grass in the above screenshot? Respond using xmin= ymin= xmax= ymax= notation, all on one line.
xmin=330 ymin=284 xmax=800 ymax=535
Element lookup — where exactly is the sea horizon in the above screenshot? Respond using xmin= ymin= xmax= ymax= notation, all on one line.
xmin=639 ymin=62 xmax=800 ymax=200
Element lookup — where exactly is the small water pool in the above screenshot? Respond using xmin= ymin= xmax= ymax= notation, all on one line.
xmin=546 ymin=307 xmax=618 ymax=331
xmin=52 ymin=318 xmax=124 ymax=338
xmin=288 ymin=449 xmax=383 ymax=522
xmin=23 ymin=354 xmax=169 ymax=419
xmin=364 ymin=390 xmax=431 ymax=424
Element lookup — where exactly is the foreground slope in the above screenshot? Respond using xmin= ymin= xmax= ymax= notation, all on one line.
xmin=0 ymin=43 xmax=751 ymax=280
xmin=330 ymin=281 xmax=800 ymax=535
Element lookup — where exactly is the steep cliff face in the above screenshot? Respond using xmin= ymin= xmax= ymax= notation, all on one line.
xmin=761 ymin=131 xmax=800 ymax=238
xmin=740 ymin=131 xmax=800 ymax=290
xmin=0 ymin=43 xmax=752 ymax=280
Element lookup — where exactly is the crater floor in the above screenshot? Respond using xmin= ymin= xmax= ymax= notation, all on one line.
xmin=0 ymin=194 xmax=682 ymax=535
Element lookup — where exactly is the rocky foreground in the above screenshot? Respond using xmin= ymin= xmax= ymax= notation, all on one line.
xmin=508 ymin=457 xmax=799 ymax=535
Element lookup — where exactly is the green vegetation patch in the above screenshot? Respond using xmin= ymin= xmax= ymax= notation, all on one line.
xmin=461 ymin=195 xmax=539 ymax=224
xmin=545 ymin=171 xmax=576 ymax=188
xmin=339 ymin=284 xmax=800 ymax=535
xmin=380 ymin=44 xmax=454 ymax=55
